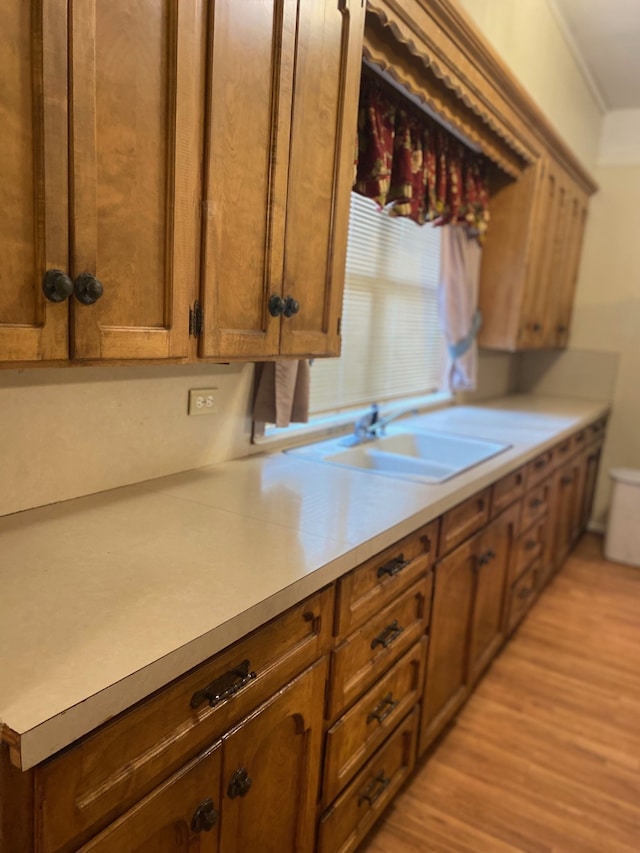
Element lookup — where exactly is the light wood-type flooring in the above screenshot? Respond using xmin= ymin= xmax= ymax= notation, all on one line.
xmin=361 ymin=535 xmax=640 ymax=853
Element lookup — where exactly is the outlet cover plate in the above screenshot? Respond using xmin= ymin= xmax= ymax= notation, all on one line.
xmin=188 ymin=388 xmax=217 ymax=416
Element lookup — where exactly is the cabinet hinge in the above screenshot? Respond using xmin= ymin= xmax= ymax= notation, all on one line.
xmin=189 ymin=300 xmax=204 ymax=338
xmin=337 ymin=316 xmax=342 ymax=336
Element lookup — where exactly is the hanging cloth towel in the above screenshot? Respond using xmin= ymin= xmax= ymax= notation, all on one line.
xmin=438 ymin=225 xmax=483 ymax=391
xmin=253 ymin=360 xmax=310 ymax=428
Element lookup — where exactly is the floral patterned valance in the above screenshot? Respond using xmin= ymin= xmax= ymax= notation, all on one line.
xmin=354 ymin=69 xmax=490 ymax=239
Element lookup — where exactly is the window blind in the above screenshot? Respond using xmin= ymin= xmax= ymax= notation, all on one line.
xmin=309 ymin=193 xmax=444 ymax=416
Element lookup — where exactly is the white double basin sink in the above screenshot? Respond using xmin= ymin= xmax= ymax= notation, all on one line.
xmin=286 ymin=426 xmax=511 ymax=485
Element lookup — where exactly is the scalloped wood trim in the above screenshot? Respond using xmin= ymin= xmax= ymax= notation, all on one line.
xmin=366 ymin=0 xmax=597 ymax=195
xmin=363 ymin=18 xmax=527 ymax=179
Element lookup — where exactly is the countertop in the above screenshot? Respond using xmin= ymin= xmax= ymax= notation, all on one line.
xmin=0 ymin=395 xmax=609 ymax=769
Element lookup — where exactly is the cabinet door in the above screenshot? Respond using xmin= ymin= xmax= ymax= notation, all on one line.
xmin=468 ymin=503 xmax=518 ymax=684
xmin=419 ymin=534 xmax=477 ymax=755
xmin=69 ymin=0 xmax=205 ymax=360
xmin=78 ymin=743 xmax=222 ymax=853
xmin=0 ymin=0 xmax=69 ymax=361
xmin=551 ymin=459 xmax=580 ymax=569
xmin=575 ymin=441 xmax=603 ymax=536
xmin=199 ymin=0 xmax=297 ymax=360
xmin=553 ymin=188 xmax=589 ymax=347
xmin=219 ymin=659 xmax=327 ymax=853
xmin=279 ymin=0 xmax=366 ymax=357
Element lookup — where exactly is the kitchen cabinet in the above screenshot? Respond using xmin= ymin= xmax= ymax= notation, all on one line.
xmin=0 ymin=0 xmax=205 ymax=363
xmin=1 ymin=0 xmax=365 ymax=365
xmin=478 ymin=156 xmax=592 ymax=351
xmin=179 ymin=0 xmax=366 ymax=361
xmin=420 ymin=504 xmax=517 ymax=753
xmin=550 ymin=456 xmax=582 ymax=570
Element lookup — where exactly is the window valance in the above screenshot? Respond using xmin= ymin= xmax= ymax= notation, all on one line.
xmin=354 ymin=69 xmax=490 ymax=238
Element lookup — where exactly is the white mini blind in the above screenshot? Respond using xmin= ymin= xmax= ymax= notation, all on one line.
xmin=309 ymin=193 xmax=444 ymax=415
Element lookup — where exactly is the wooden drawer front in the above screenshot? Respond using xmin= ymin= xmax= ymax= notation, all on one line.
xmin=554 ymin=437 xmax=573 ymax=464
xmin=526 ymin=450 xmax=554 ymax=487
xmin=37 ymin=586 xmax=334 ymax=853
xmin=507 ymin=560 xmax=539 ymax=635
xmin=317 ymin=708 xmax=418 ymax=853
xmin=520 ymin=478 xmax=552 ymax=530
xmin=439 ymin=488 xmax=491 ymax=556
xmin=327 ymin=578 xmax=431 ymax=721
xmin=587 ymin=418 xmax=607 ymax=445
xmin=512 ymin=517 xmax=546 ymax=582
xmin=323 ymin=638 xmax=426 ymax=805
xmin=335 ymin=521 xmax=438 ymax=639
xmin=491 ymin=468 xmax=526 ymax=517
xmin=572 ymin=428 xmax=587 ymax=454
xmin=76 ymin=743 xmax=222 ymax=852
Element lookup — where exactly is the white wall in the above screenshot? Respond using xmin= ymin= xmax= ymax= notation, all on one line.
xmin=0 ymin=364 xmax=254 ymax=517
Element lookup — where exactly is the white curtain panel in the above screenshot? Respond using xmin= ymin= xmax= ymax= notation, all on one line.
xmin=438 ymin=225 xmax=483 ymax=391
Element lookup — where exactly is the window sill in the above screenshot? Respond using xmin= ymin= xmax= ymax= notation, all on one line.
xmin=250 ymin=391 xmax=455 ymax=455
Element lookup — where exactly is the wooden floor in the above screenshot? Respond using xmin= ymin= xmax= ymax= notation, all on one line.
xmin=361 ymin=535 xmax=640 ymax=853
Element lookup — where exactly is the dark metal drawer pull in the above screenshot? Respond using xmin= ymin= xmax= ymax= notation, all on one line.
xmin=529 ymin=497 xmax=544 ymax=509
xmin=534 ymin=458 xmax=547 ymax=469
xmin=191 ymin=798 xmax=219 ymax=833
xmin=371 ymin=620 xmax=404 ymax=650
xmin=561 ymin=475 xmax=573 ymax=485
xmin=377 ymin=554 xmax=410 ymax=579
xmin=227 ymin=767 xmax=252 ymax=799
xmin=190 ymin=659 xmax=256 ymax=710
xmin=478 ymin=548 xmax=497 ymax=567
xmin=358 ymin=771 xmax=391 ymax=807
xmin=524 ymin=539 xmax=538 ymax=551
xmin=576 ymin=432 xmax=585 ymax=442
xmin=366 ymin=693 xmax=399 ymax=725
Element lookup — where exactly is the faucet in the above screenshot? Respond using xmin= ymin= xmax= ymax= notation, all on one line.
xmin=352 ymin=404 xmax=419 ymax=442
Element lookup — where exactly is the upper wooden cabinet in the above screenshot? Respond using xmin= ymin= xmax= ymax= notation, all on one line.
xmin=478 ymin=155 xmax=591 ymax=351
xmin=0 ymin=0 xmax=205 ymax=364
xmin=0 ymin=0 xmax=365 ymax=365
xmin=199 ymin=0 xmax=365 ymax=360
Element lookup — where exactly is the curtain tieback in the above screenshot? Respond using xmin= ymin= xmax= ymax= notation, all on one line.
xmin=448 ymin=309 xmax=482 ymax=360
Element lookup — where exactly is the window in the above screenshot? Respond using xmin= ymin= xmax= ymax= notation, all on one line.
xmin=309 ymin=192 xmax=444 ymax=417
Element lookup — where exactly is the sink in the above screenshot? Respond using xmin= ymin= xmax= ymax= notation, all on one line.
xmin=286 ymin=427 xmax=511 ymax=484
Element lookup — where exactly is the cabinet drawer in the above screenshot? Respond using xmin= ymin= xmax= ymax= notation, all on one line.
xmin=323 ymin=638 xmax=426 ymax=805
xmin=572 ymin=428 xmax=587 ymax=454
xmin=526 ymin=449 xmax=554 ymax=487
xmin=512 ymin=517 xmax=546 ymax=582
xmin=491 ymin=468 xmax=526 ymax=517
xmin=554 ymin=436 xmax=573 ymax=464
xmin=317 ymin=708 xmax=418 ymax=853
xmin=36 ymin=586 xmax=334 ymax=853
xmin=327 ymin=578 xmax=431 ymax=721
xmin=587 ymin=418 xmax=607 ymax=445
xmin=335 ymin=522 xmax=438 ymax=639
xmin=520 ymin=478 xmax=552 ymax=530
xmin=507 ymin=560 xmax=539 ymax=634
xmin=439 ymin=488 xmax=491 ymax=556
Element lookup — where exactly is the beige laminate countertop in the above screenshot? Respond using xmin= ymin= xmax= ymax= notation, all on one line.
xmin=0 ymin=395 xmax=609 ymax=770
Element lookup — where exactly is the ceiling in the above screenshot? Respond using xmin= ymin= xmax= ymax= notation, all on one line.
xmin=553 ymin=0 xmax=640 ymax=110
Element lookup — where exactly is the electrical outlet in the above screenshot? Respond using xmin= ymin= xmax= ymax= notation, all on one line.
xmin=188 ymin=388 xmax=217 ymax=416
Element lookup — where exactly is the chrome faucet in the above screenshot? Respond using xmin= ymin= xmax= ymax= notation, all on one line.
xmin=352 ymin=404 xmax=419 ymax=442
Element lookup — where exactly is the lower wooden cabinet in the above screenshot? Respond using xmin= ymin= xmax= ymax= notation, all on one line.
xmin=75 ymin=659 xmax=326 ymax=853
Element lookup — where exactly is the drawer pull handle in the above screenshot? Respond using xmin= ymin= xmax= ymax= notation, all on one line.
xmin=377 ymin=555 xmax=410 ymax=578
xmin=227 ymin=767 xmax=252 ymax=799
xmin=191 ymin=798 xmax=219 ymax=833
xmin=524 ymin=539 xmax=537 ymax=551
xmin=190 ymin=659 xmax=256 ymax=710
xmin=517 ymin=586 xmax=533 ymax=601
xmin=575 ymin=433 xmax=585 ymax=443
xmin=371 ymin=620 xmax=404 ymax=650
xmin=561 ymin=475 xmax=573 ymax=486
xmin=529 ymin=497 xmax=544 ymax=509
xmin=366 ymin=693 xmax=399 ymax=725
xmin=533 ymin=458 xmax=547 ymax=470
xmin=358 ymin=771 xmax=391 ymax=808
xmin=477 ymin=548 xmax=496 ymax=567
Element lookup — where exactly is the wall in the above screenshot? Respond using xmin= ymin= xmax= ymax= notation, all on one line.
xmin=0 ymin=364 xmax=254 ymax=518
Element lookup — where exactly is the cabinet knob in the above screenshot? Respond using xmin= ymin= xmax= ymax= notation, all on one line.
xmin=557 ymin=324 xmax=567 ymax=333
xmin=227 ymin=767 xmax=252 ymax=799
xmin=531 ymin=322 xmax=542 ymax=333
xmin=74 ymin=272 xmax=104 ymax=305
xmin=191 ymin=798 xmax=218 ymax=833
xmin=283 ymin=296 xmax=300 ymax=318
xmin=42 ymin=269 xmax=73 ymax=303
xmin=268 ymin=295 xmax=286 ymax=317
